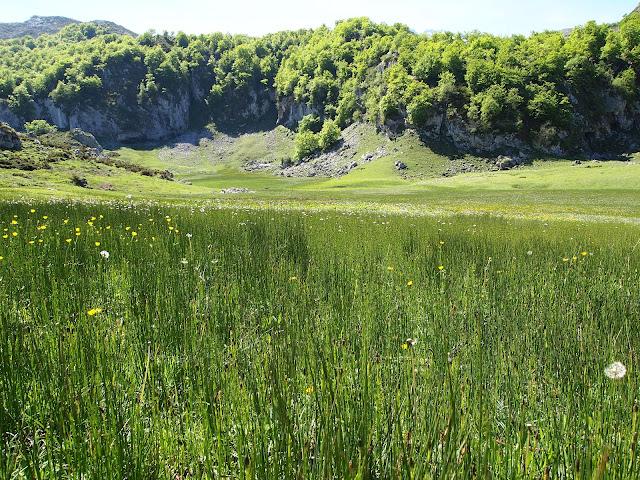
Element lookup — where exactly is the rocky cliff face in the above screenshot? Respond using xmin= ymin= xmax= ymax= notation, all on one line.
xmin=277 ymin=96 xmax=320 ymax=128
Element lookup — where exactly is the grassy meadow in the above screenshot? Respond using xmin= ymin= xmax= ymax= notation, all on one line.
xmin=1 ymin=200 xmax=639 ymax=478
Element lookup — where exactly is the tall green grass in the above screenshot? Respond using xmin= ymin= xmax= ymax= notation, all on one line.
xmin=0 ymin=201 xmax=639 ymax=478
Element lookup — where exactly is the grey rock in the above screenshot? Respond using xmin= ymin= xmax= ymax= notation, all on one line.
xmin=0 ymin=123 xmax=21 ymax=150
xmin=395 ymin=161 xmax=407 ymax=170
xmin=69 ymin=128 xmax=103 ymax=151
xmin=220 ymin=187 xmax=255 ymax=194
xmin=495 ymin=154 xmax=529 ymax=171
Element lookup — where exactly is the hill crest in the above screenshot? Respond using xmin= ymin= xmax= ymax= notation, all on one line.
xmin=0 ymin=15 xmax=135 ymax=39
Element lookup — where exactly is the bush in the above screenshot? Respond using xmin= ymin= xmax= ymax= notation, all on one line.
xmin=25 ymin=120 xmax=58 ymax=135
xmin=71 ymin=174 xmax=89 ymax=188
xmin=294 ymin=131 xmax=320 ymax=160
xmin=318 ymin=119 xmax=341 ymax=151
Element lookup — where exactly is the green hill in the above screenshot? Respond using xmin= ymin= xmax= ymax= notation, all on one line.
xmin=0 ymin=13 xmax=639 ymax=157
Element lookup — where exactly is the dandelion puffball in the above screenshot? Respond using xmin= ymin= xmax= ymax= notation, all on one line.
xmin=605 ymin=361 xmax=627 ymax=380
xmin=100 ymin=250 xmax=110 ymax=259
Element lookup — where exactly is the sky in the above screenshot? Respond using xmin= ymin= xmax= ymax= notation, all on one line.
xmin=3 ymin=0 xmax=638 ymax=37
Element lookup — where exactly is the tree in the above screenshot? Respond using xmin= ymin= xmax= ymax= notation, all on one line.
xmin=526 ymin=83 xmax=572 ymax=128
xmin=8 ymin=84 xmax=35 ymax=119
xmin=298 ymin=114 xmax=322 ymax=134
xmin=407 ymin=89 xmax=435 ymax=127
xmin=612 ymin=68 xmax=637 ymax=101
xmin=468 ymin=84 xmax=523 ymax=132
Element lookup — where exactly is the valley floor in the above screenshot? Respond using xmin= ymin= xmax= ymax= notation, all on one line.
xmin=1 ymin=127 xmax=640 ymax=478
xmin=1 ymin=124 xmax=639 ymax=223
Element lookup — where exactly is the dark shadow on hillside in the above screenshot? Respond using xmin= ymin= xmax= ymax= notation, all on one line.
xmin=107 ymin=109 xmax=279 ymax=152
xmin=415 ymin=131 xmax=481 ymax=161
xmin=415 ymin=130 xmax=634 ymax=163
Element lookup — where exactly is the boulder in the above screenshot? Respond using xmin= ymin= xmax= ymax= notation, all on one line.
xmin=69 ymin=128 xmax=102 ymax=151
xmin=495 ymin=154 xmax=529 ymax=171
xmin=0 ymin=122 xmax=21 ymax=150
xmin=395 ymin=160 xmax=407 ymax=170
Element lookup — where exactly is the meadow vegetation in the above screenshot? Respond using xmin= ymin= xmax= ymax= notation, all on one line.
xmin=0 ymin=201 xmax=638 ymax=478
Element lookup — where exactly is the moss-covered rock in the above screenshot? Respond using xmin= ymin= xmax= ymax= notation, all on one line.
xmin=0 ymin=122 xmax=21 ymax=150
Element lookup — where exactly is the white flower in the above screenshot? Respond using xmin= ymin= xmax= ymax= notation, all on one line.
xmin=100 ymin=250 xmax=110 ymax=259
xmin=126 ymin=194 xmax=132 ymax=199
xmin=605 ymin=361 xmax=627 ymax=380
xmin=180 ymin=258 xmax=188 ymax=265
xmin=405 ymin=338 xmax=418 ymax=348
xmin=186 ymin=233 xmax=192 ymax=239
xmin=527 ymin=250 xmax=533 ymax=256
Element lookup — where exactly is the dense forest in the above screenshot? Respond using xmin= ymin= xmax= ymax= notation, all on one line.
xmin=0 ymin=13 xmax=639 ymax=156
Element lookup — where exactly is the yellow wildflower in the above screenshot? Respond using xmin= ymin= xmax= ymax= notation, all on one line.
xmin=407 ymin=280 xmax=413 ymax=287
xmin=95 ymin=241 xmax=101 ymax=247
xmin=305 ymin=386 xmax=314 ymax=394
xmin=87 ymin=308 xmax=103 ymax=316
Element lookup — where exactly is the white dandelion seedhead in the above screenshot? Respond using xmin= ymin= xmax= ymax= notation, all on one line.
xmin=100 ymin=250 xmax=110 ymax=259
xmin=605 ymin=361 xmax=627 ymax=380
xmin=186 ymin=233 xmax=193 ymax=239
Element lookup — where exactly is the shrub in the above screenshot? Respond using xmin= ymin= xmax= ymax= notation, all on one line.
xmin=25 ymin=120 xmax=58 ymax=135
xmin=318 ymin=119 xmax=341 ymax=151
xmin=294 ymin=131 xmax=320 ymax=160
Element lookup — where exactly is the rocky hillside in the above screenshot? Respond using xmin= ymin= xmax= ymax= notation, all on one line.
xmin=0 ymin=12 xmax=639 ymax=158
xmin=0 ymin=16 xmax=135 ymax=39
